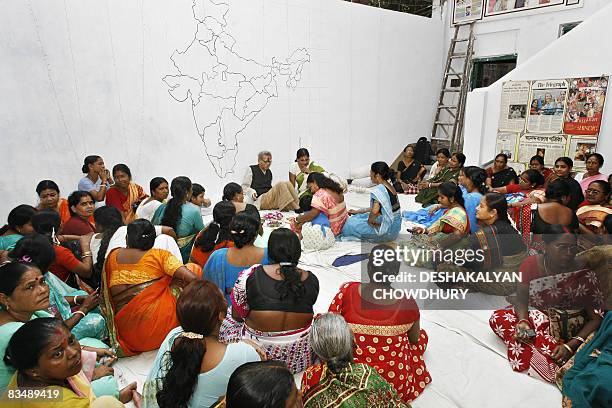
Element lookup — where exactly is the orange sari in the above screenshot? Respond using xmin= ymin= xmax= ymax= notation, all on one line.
xmin=100 ymin=248 xmax=201 ymax=356
xmin=124 ymin=183 xmax=148 ymax=223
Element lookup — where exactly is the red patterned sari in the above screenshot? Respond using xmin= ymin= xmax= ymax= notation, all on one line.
xmin=489 ymin=256 xmax=603 ymax=382
xmin=328 ymin=282 xmax=431 ymax=402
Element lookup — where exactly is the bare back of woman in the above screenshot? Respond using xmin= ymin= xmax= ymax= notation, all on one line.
xmin=538 ymin=202 xmax=575 ymax=226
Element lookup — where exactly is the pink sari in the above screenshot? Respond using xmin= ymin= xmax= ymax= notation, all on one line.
xmin=579 ymin=173 xmax=608 ymax=193
xmin=311 ymin=188 xmax=348 ymax=236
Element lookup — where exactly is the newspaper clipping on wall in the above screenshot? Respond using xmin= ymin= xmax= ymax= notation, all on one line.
xmin=517 ymin=134 xmax=568 ymax=166
xmin=453 ymin=0 xmax=484 ymax=24
xmin=564 ymin=76 xmax=609 ymax=136
xmin=498 ymin=81 xmax=530 ymax=132
xmin=526 ymin=79 xmax=568 ymax=133
xmin=568 ymin=136 xmax=598 ymax=169
xmin=495 ymin=132 xmax=519 ymax=161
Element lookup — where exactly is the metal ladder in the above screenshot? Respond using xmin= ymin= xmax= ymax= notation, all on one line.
xmin=431 ymin=22 xmax=475 ymax=153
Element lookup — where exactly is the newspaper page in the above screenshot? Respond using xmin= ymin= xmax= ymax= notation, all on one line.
xmin=498 ymin=81 xmax=530 ymax=132
xmin=568 ymin=136 xmax=598 ymax=169
xmin=564 ymin=76 xmax=609 ymax=136
xmin=517 ymin=134 xmax=568 ymax=166
xmin=495 ymin=132 xmax=519 ymax=161
xmin=526 ymin=79 xmax=568 ymax=133
xmin=485 ymin=0 xmax=564 ymax=17
xmin=453 ymin=0 xmax=484 ymax=24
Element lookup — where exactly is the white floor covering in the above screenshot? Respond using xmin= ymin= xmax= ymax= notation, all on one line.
xmin=114 ymin=190 xmax=562 ymax=407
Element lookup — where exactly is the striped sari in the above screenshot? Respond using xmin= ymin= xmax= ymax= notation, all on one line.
xmin=311 ymin=188 xmax=348 ymax=236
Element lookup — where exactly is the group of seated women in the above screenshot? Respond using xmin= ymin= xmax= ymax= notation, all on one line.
xmin=0 ymin=145 xmax=609 ymax=407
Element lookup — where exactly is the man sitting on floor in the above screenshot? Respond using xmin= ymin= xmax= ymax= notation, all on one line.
xmin=242 ymin=150 xmax=301 ymax=211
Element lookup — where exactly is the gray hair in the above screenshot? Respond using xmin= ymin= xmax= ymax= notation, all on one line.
xmin=310 ymin=313 xmax=353 ymax=374
xmin=257 ymin=151 xmax=272 ymax=161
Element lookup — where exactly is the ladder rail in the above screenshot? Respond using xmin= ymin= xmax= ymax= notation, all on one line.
xmin=431 ymin=22 xmax=475 ymax=153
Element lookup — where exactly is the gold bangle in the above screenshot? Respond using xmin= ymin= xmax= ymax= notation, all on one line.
xmin=562 ymin=343 xmax=574 ymax=355
xmin=571 ymin=336 xmax=586 ymax=344
xmin=82 ymin=252 xmax=92 ymax=258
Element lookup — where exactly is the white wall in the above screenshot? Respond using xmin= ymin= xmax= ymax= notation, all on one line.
xmin=443 ymin=0 xmax=609 ymax=63
xmin=0 ymin=0 xmax=444 ymax=216
xmin=462 ymin=2 xmax=612 ymax=172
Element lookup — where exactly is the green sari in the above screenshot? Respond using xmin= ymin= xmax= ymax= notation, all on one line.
xmin=301 ymin=362 xmax=408 ymax=407
xmin=415 ymin=166 xmax=460 ymax=206
xmin=294 ymin=162 xmax=325 ymax=198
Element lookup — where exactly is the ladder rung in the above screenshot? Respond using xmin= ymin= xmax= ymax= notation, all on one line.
xmin=445 ymin=73 xmax=462 ymax=77
xmin=435 ymin=122 xmax=455 ymax=125
xmin=453 ymin=38 xmax=469 ymax=43
xmin=438 ymin=105 xmax=458 ymax=109
xmin=432 ymin=137 xmax=451 ymax=141
xmin=443 ymin=89 xmax=461 ymax=92
xmin=450 ymin=53 xmax=468 ymax=58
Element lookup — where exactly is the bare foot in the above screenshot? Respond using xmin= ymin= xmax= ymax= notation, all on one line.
xmin=119 ymin=382 xmax=138 ymax=404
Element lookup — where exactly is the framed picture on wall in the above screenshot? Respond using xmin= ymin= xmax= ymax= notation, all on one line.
xmin=485 ymin=0 xmax=565 ymax=17
xmin=452 ymin=0 xmax=484 ymax=25
xmin=566 ymin=0 xmax=581 ymax=5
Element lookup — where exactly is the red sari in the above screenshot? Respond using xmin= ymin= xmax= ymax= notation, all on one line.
xmin=489 ymin=256 xmax=603 ymax=382
xmin=328 ymin=282 xmax=431 ymax=402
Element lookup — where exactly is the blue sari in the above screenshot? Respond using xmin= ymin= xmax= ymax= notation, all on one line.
xmin=204 ymin=247 xmax=270 ymax=304
xmin=562 ymin=312 xmax=612 ymax=408
xmin=340 ymin=184 xmax=402 ymax=242
xmin=461 ymin=187 xmax=482 ymax=234
xmin=45 ymin=272 xmax=107 ymax=341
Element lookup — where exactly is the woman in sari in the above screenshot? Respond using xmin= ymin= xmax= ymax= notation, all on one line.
xmin=0 ymin=262 xmax=133 ymax=400
xmin=0 ymin=205 xmax=36 ymax=252
xmin=204 ymin=212 xmax=270 ymax=304
xmin=35 ymin=180 xmax=77 ymax=229
xmin=341 ymin=162 xmax=402 ymax=242
xmin=152 ymin=176 xmax=204 ymax=263
xmin=301 ymin=313 xmax=408 ymax=407
xmin=529 ymin=155 xmax=554 ymax=185
xmin=9 ymin=234 xmax=107 ymax=342
xmin=553 ymin=157 xmax=584 ymax=211
xmin=31 ymin=210 xmax=94 ymax=286
xmin=291 ymin=172 xmax=348 ymax=236
xmin=577 ymin=180 xmax=611 ymax=233
xmin=101 ymin=219 xmax=199 ymax=356
xmin=190 ymin=201 xmax=235 ymax=267
xmin=328 ymin=245 xmax=430 ymax=403
xmin=393 ymin=144 xmax=426 ymax=194
xmin=416 ymin=152 xmax=465 ymax=206
xmin=2 ymin=318 xmax=136 ymax=407
xmin=221 ymin=228 xmax=318 ymax=374
xmin=489 ymin=226 xmax=603 ymax=383
xmin=289 ymin=148 xmax=326 ymax=200
xmin=77 ymin=155 xmax=113 ymax=206
xmin=143 ymin=280 xmax=261 ymax=408
xmin=136 ymin=177 xmax=169 ymax=221
xmin=561 ymin=311 xmax=612 ymax=408
xmin=486 ymin=153 xmax=518 ymax=188
xmin=436 ymin=193 xmax=528 ymax=296
xmin=578 ymin=153 xmax=607 ymax=194
xmin=511 ymin=179 xmax=578 ymax=252
xmin=405 ymin=182 xmax=470 ymax=268
xmin=62 ymin=191 xmax=96 ymax=236
xmin=105 ymin=164 xmax=148 ymax=224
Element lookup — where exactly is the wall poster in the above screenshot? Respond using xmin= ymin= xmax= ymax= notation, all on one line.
xmin=485 ymin=0 xmax=565 ymax=17
xmin=564 ymin=76 xmax=608 ymax=135
xmin=452 ymin=0 xmax=484 ymax=24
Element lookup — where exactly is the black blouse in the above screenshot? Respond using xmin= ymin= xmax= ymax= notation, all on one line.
xmin=247 ymin=265 xmax=319 ymax=313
